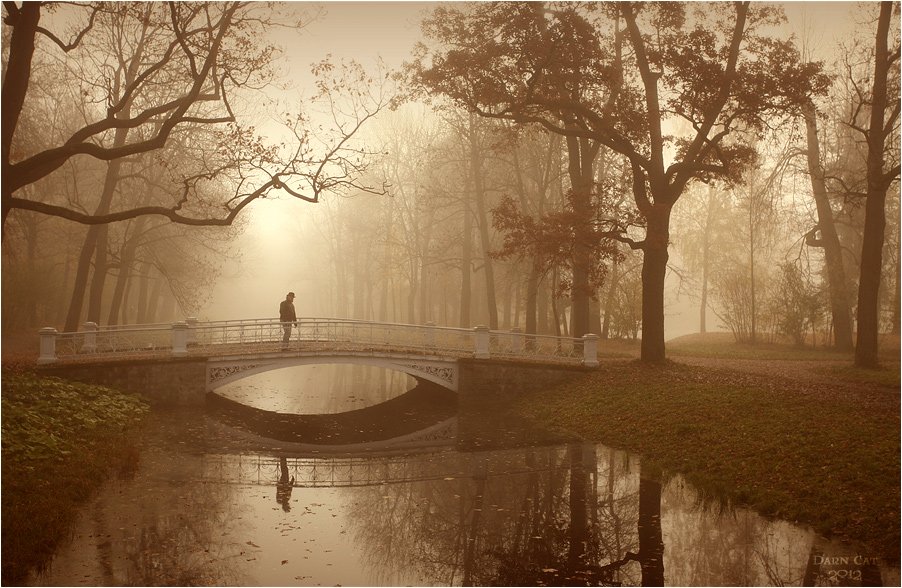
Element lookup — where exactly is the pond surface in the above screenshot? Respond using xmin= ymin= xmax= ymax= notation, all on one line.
xmin=28 ymin=366 xmax=900 ymax=587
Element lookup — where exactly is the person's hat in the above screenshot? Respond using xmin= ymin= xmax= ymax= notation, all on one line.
xmin=288 ymin=292 xmax=295 ymax=297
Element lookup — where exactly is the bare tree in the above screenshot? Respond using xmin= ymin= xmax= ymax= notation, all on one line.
xmin=2 ymin=2 xmax=386 ymax=233
xmin=852 ymin=2 xmax=901 ymax=368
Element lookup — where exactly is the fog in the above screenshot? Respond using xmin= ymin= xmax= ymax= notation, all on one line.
xmin=202 ymin=1 xmax=865 ymax=339
xmin=3 ymin=1 xmax=897 ymax=355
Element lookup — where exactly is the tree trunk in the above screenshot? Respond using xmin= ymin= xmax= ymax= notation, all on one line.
xmin=855 ymin=1 xmax=895 ymax=368
xmin=699 ymin=187 xmax=720 ymax=334
xmin=601 ymin=256 xmax=620 ymax=339
xmin=470 ymin=115 xmax=498 ymax=329
xmin=893 ymin=223 xmax=900 ymax=336
xmin=1 ymin=3 xmax=41 ymax=236
xmin=460 ymin=180 xmax=473 ymax=329
xmin=565 ymin=135 xmax=599 ymax=338
xmin=803 ymin=101 xmax=854 ymax=350
xmin=641 ymin=207 xmax=670 ymax=362
xmin=86 ymin=223 xmax=110 ymax=323
xmin=107 ymin=217 xmax=146 ymax=325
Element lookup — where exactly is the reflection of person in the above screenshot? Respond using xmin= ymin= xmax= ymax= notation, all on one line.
xmin=279 ymin=292 xmax=297 ymax=348
xmin=276 ymin=457 xmax=295 ymax=512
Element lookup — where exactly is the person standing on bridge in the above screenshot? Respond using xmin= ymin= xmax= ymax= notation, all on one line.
xmin=280 ymin=291 xmax=297 ymax=349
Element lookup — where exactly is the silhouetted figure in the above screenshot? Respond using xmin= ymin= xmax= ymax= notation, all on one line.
xmin=279 ymin=292 xmax=297 ymax=349
xmin=276 ymin=457 xmax=294 ymax=512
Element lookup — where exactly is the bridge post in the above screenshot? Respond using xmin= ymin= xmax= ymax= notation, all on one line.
xmin=582 ymin=333 xmax=599 ymax=367
xmin=38 ymin=327 xmax=58 ymax=364
xmin=172 ymin=321 xmax=189 ymax=357
xmin=510 ymin=327 xmax=523 ymax=354
xmin=474 ymin=325 xmax=490 ymax=359
xmin=186 ymin=317 xmax=198 ymax=346
xmin=80 ymin=322 xmax=98 ymax=353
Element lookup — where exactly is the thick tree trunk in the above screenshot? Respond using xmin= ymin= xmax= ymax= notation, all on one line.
xmin=565 ymin=136 xmax=599 ymax=338
xmin=1 ymin=3 xmax=41 ymax=237
xmin=893 ymin=224 xmax=900 ymax=336
xmin=803 ymin=101 xmax=854 ymax=350
xmin=855 ymin=1 xmax=894 ymax=368
xmin=641 ymin=208 xmax=670 ymax=362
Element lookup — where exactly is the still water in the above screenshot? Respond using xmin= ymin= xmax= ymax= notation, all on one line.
xmin=28 ymin=365 xmax=900 ymax=587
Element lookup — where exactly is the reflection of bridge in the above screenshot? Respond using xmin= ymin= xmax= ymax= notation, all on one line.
xmin=201 ymin=445 xmax=575 ymax=488
xmin=37 ymin=318 xmax=600 ymax=393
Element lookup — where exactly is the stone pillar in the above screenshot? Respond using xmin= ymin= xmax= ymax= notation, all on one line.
xmin=474 ymin=325 xmax=490 ymax=359
xmin=582 ymin=333 xmax=599 ymax=367
xmin=510 ymin=327 xmax=523 ymax=354
xmin=38 ymin=327 xmax=58 ymax=364
xmin=172 ymin=321 xmax=189 ymax=357
xmin=81 ymin=322 xmax=98 ymax=353
xmin=186 ymin=317 xmax=198 ymax=346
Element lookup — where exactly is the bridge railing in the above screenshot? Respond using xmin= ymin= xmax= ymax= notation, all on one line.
xmin=37 ymin=318 xmax=599 ymax=367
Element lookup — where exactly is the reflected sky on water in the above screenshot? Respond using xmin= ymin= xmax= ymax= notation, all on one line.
xmin=213 ymin=364 xmax=416 ymax=414
xmin=27 ymin=364 xmax=901 ymax=587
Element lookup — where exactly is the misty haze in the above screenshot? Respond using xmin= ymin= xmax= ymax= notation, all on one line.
xmin=1 ymin=2 xmax=899 ymax=587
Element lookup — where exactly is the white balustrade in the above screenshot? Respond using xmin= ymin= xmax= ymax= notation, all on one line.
xmin=37 ymin=317 xmax=600 ymax=368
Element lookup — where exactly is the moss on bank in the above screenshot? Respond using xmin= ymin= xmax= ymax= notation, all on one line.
xmin=1 ymin=368 xmax=149 ymax=585
xmin=515 ymin=359 xmax=900 ymax=558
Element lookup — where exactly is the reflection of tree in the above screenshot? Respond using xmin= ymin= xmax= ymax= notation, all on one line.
xmin=344 ymin=442 xmax=850 ymax=586
xmin=634 ymin=470 xmax=665 ymax=586
xmin=661 ymin=474 xmax=815 ymax=586
xmin=45 ymin=445 xmax=248 ymax=585
xmin=346 ymin=444 xmax=647 ymax=586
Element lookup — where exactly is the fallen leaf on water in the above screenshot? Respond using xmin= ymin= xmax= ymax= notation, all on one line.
xmin=281 ymin=560 xmax=288 ymax=565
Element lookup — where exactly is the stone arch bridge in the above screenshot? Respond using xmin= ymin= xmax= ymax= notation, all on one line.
xmin=37 ymin=318 xmax=597 ymax=405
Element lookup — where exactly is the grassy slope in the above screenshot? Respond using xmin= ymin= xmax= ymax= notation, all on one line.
xmin=1 ymin=368 xmax=149 ymax=584
xmin=516 ymin=346 xmax=900 ymax=557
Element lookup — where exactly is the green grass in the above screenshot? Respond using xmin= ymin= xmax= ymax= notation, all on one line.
xmin=1 ymin=368 xmax=149 ymax=585
xmin=515 ymin=359 xmax=900 ymax=557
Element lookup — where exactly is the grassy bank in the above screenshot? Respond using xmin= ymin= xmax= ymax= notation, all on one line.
xmin=1 ymin=368 xmax=149 ymax=584
xmin=515 ymin=359 xmax=900 ymax=557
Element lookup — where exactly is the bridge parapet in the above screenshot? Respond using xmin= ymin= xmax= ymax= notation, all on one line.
xmin=37 ymin=318 xmax=600 ymax=368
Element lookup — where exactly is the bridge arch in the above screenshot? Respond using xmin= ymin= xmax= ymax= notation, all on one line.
xmin=206 ymin=353 xmax=458 ymax=392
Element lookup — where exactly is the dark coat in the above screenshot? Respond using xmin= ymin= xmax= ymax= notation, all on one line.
xmin=279 ymin=299 xmax=297 ymax=322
